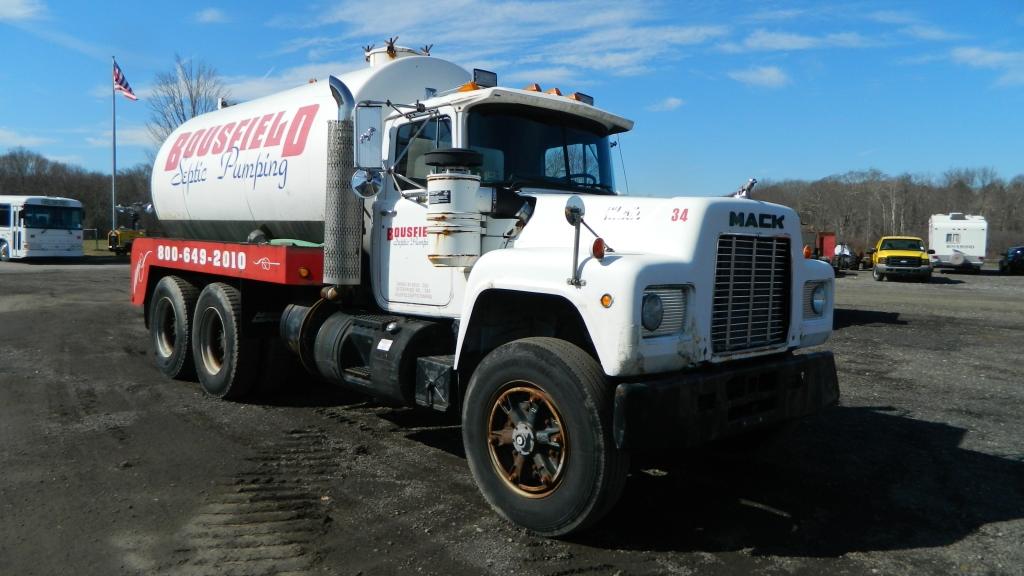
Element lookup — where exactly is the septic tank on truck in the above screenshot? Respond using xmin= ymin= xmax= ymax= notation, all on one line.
xmin=130 ymin=42 xmax=839 ymax=536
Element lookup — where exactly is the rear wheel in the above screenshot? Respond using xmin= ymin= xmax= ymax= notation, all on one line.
xmin=0 ymin=241 xmax=10 ymax=262
xmin=149 ymin=276 xmax=199 ymax=380
xmin=462 ymin=337 xmax=628 ymax=537
xmin=872 ymin=267 xmax=885 ymax=281
xmin=192 ymin=282 xmax=258 ymax=400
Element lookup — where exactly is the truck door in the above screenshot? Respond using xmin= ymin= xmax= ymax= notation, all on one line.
xmin=374 ymin=115 xmax=454 ymax=308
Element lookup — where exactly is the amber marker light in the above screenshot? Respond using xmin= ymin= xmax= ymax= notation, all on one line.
xmin=458 ymin=81 xmax=480 ymax=92
xmin=298 ymin=266 xmax=310 ymax=279
xmin=601 ymin=294 xmax=614 ymax=308
xmin=546 ymin=87 xmax=563 ymax=95
xmin=524 ymin=83 xmax=542 ymax=92
xmin=591 ymin=237 xmax=607 ymax=260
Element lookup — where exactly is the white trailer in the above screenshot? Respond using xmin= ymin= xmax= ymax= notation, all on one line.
xmin=928 ymin=213 xmax=987 ymax=271
xmin=0 ymin=195 xmax=84 ymax=260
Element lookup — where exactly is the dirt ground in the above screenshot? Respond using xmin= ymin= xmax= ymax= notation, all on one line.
xmin=1 ymin=260 xmax=1022 ymax=576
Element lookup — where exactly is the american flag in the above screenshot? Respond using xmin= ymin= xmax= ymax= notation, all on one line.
xmin=113 ymin=60 xmax=138 ymax=101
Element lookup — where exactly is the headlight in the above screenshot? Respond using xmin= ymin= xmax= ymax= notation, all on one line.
xmin=804 ymin=282 xmax=828 ymax=318
xmin=641 ymin=292 xmax=664 ymax=331
xmin=811 ymin=284 xmax=826 ymax=315
xmin=877 ymin=257 xmax=886 ymax=264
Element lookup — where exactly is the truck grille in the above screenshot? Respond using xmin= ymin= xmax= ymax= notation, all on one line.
xmin=712 ymin=235 xmax=790 ymax=354
xmin=887 ymin=257 xmax=921 ymax=267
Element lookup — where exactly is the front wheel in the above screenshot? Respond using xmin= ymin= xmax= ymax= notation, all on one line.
xmin=872 ymin=267 xmax=885 ymax=281
xmin=192 ymin=282 xmax=259 ymax=400
xmin=462 ymin=338 xmax=628 ymax=537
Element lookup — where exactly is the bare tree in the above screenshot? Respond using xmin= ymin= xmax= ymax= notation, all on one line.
xmin=147 ymin=54 xmax=230 ymax=145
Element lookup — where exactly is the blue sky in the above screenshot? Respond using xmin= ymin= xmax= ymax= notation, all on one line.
xmin=1 ymin=0 xmax=1023 ymax=196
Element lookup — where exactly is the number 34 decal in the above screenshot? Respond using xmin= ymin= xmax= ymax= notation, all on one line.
xmin=671 ymin=208 xmax=689 ymax=222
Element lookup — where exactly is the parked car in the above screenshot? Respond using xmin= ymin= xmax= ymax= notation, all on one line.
xmin=866 ymin=236 xmax=934 ymax=282
xmin=999 ymin=246 xmax=1024 ymax=275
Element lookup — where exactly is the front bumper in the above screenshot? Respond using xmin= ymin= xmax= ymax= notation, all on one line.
xmin=613 ymin=351 xmax=839 ymax=452
xmin=877 ymin=264 xmax=931 ymax=276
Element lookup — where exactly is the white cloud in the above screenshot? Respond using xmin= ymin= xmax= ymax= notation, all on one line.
xmin=647 ymin=97 xmax=684 ymax=112
xmin=0 ymin=0 xmax=45 ymax=21
xmin=268 ymin=1 xmax=728 ymax=79
xmin=867 ymin=10 xmax=917 ymax=25
xmin=0 ymin=127 xmax=53 ymax=147
xmin=951 ymin=46 xmax=1024 ymax=86
xmin=504 ymin=67 xmax=585 ymax=87
xmin=195 ymin=8 xmax=228 ymax=24
xmin=719 ymin=29 xmax=874 ymax=53
xmin=222 ymin=60 xmax=365 ymax=101
xmin=747 ymin=8 xmax=805 ymax=22
xmin=728 ymin=66 xmax=789 ymax=88
xmin=900 ymin=24 xmax=960 ymax=41
xmin=86 ymin=126 xmax=154 ymax=148
xmin=45 ymin=154 xmax=84 ymax=166
xmin=14 ymin=24 xmax=109 ymax=59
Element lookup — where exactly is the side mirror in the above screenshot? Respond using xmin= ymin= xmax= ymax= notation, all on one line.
xmin=354 ymin=104 xmax=383 ymax=170
xmin=866 ymin=248 xmax=876 ymax=255
xmin=351 ymin=169 xmax=383 ymax=199
xmin=564 ymin=195 xmax=585 ymax=226
xmin=927 ymin=249 xmax=935 ymax=254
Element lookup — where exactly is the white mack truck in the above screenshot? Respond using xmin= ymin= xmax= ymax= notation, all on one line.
xmin=131 ymin=42 xmax=839 ymax=536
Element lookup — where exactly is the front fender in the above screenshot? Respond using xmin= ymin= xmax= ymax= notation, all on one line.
xmin=454 ymin=247 xmax=692 ymax=377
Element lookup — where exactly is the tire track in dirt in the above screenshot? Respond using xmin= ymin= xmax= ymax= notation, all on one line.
xmin=163 ymin=427 xmax=340 ymax=576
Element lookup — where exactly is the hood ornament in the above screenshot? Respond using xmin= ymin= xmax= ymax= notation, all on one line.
xmin=731 ymin=177 xmax=757 ymax=199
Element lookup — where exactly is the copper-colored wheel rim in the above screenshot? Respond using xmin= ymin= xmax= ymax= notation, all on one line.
xmin=486 ymin=383 xmax=568 ymax=498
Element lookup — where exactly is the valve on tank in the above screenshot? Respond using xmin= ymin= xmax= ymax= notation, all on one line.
xmin=424 ymin=148 xmax=485 ymax=268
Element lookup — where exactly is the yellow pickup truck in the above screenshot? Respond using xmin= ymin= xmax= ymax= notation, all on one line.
xmin=866 ymin=236 xmax=934 ymax=282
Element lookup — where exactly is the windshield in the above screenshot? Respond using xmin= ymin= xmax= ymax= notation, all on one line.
xmin=467 ymin=104 xmax=615 ymax=194
xmin=880 ymin=239 xmax=925 ymax=251
xmin=23 ymin=205 xmax=83 ymax=230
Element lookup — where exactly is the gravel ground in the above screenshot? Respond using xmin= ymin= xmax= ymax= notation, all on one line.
xmin=0 ymin=261 xmax=1021 ymax=576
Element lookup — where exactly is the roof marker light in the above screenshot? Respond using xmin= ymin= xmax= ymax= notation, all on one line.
xmin=457 ymin=81 xmax=480 ymax=92
xmin=546 ymin=87 xmax=562 ymax=96
xmin=524 ymin=83 xmax=542 ymax=92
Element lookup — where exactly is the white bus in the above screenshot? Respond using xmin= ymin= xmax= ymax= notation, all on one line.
xmin=928 ymin=212 xmax=987 ymax=272
xmin=0 ymin=195 xmax=85 ymax=261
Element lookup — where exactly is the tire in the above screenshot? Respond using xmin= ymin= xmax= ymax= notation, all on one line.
xmin=0 ymin=241 xmax=10 ymax=262
xmin=149 ymin=276 xmax=199 ymax=380
xmin=872 ymin=267 xmax=885 ymax=282
xmin=462 ymin=337 xmax=628 ymax=537
xmin=192 ymin=282 xmax=259 ymax=400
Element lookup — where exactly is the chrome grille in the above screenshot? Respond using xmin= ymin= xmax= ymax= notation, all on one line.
xmin=887 ymin=257 xmax=921 ymax=267
xmin=712 ymin=235 xmax=790 ymax=353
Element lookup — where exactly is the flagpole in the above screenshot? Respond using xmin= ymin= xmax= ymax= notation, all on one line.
xmin=111 ymin=56 xmax=117 ymax=234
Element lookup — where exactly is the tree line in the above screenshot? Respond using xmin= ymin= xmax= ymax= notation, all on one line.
xmin=0 ymin=148 xmax=158 ymax=235
xmin=3 ymin=142 xmax=1022 ymax=257
xmin=755 ymin=168 xmax=1024 ymax=257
